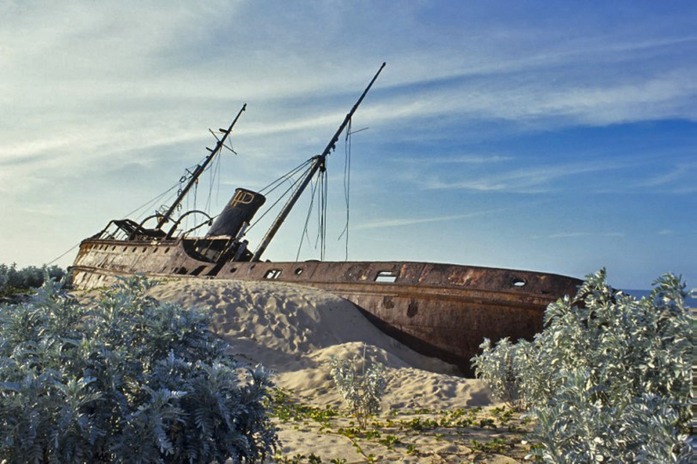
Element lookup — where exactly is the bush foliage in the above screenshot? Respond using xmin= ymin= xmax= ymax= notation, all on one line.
xmin=0 ymin=276 xmax=277 ymax=463
xmin=329 ymin=347 xmax=387 ymax=428
xmin=472 ymin=269 xmax=693 ymax=463
xmin=0 ymin=263 xmax=65 ymax=296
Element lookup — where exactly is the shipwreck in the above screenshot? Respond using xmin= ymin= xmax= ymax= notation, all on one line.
xmin=70 ymin=63 xmax=581 ymax=376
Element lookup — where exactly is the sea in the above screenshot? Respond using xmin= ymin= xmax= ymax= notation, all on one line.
xmin=625 ymin=289 xmax=696 ymax=309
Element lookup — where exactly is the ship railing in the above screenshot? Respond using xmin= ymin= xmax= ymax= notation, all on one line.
xmin=94 ymin=219 xmax=165 ymax=242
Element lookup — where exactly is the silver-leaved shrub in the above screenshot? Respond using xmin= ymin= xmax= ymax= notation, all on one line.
xmin=329 ymin=348 xmax=387 ymax=428
xmin=0 ymin=276 xmax=277 ymax=463
xmin=472 ymin=269 xmax=693 ymax=463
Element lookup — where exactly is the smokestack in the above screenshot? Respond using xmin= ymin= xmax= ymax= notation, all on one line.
xmin=207 ymin=188 xmax=265 ymax=237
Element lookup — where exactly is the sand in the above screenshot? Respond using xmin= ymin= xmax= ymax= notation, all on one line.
xmin=148 ymin=278 xmax=528 ymax=463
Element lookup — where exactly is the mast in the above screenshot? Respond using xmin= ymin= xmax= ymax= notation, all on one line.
xmin=156 ymin=103 xmax=247 ymax=229
xmin=251 ymin=63 xmax=386 ymax=262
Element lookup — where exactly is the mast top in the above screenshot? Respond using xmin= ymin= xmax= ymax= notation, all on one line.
xmin=156 ymin=103 xmax=247 ymax=229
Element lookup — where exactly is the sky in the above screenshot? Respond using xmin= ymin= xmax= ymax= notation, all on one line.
xmin=1 ymin=1 xmax=695 ymax=291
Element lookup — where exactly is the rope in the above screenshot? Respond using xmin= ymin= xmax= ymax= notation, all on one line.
xmin=259 ymin=158 xmax=314 ymax=196
xmin=339 ymin=118 xmax=352 ymax=260
xmin=46 ymin=243 xmax=80 ymax=266
xmin=316 ymin=169 xmax=328 ymax=260
xmin=296 ymin=175 xmax=319 ymax=260
xmin=320 ymin=168 xmax=328 ymax=259
xmin=296 ymin=168 xmax=328 ymax=260
xmin=204 ymin=149 xmax=222 ymax=212
xmin=123 ymin=182 xmax=179 ymax=218
xmin=246 ymin=161 xmax=315 ymax=233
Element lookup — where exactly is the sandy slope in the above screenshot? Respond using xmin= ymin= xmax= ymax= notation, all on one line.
xmin=148 ymin=278 xmax=525 ymax=463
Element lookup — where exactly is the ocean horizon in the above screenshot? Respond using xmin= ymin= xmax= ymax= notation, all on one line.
xmin=625 ymin=289 xmax=696 ymax=309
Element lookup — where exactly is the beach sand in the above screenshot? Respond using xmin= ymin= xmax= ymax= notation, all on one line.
xmin=148 ymin=278 xmax=530 ymax=463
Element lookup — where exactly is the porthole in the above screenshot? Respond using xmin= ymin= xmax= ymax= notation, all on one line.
xmin=512 ymin=278 xmax=526 ymax=288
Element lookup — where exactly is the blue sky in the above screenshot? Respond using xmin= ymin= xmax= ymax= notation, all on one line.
xmin=1 ymin=1 xmax=695 ymax=290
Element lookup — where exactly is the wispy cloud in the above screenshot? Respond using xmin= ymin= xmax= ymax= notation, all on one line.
xmin=417 ymin=159 xmax=627 ymax=193
xmin=395 ymin=154 xmax=514 ymax=165
xmin=535 ymin=232 xmax=626 ymax=239
xmin=636 ymin=162 xmax=697 ymax=193
xmin=355 ymin=210 xmax=503 ymax=230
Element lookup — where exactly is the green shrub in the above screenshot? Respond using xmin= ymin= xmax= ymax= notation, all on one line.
xmin=472 ymin=269 xmax=692 ymax=463
xmin=0 ymin=263 xmax=65 ymax=296
xmin=0 ymin=276 xmax=277 ymax=463
xmin=329 ymin=347 xmax=387 ymax=428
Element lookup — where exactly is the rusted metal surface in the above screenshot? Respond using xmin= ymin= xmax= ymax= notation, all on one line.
xmin=72 ymin=236 xmax=581 ymax=376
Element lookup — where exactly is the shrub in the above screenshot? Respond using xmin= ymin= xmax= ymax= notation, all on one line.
xmin=329 ymin=347 xmax=387 ymax=428
xmin=472 ymin=269 xmax=692 ymax=463
xmin=0 ymin=275 xmax=277 ymax=463
xmin=0 ymin=263 xmax=65 ymax=296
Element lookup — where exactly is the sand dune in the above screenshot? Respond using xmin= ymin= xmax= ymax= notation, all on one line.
xmin=148 ymin=278 xmax=492 ymax=410
xmin=147 ymin=278 xmax=524 ymax=462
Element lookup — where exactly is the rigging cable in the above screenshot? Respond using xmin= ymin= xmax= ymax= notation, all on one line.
xmin=246 ymin=161 xmax=315 ymax=233
xmin=205 ymin=148 xmax=222 ymax=213
xmin=123 ymin=182 xmax=180 ymax=219
xmin=320 ymin=166 xmax=328 ymax=259
xmin=296 ymin=174 xmax=319 ymax=261
xmin=258 ymin=158 xmax=314 ymax=196
xmin=46 ymin=177 xmax=181 ymax=267
xmin=297 ymin=167 xmax=328 ymax=261
xmin=311 ymin=167 xmax=328 ymax=260
xmin=339 ymin=118 xmax=352 ymax=260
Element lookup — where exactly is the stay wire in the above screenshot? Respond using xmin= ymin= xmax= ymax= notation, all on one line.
xmin=47 ymin=177 xmax=180 ymax=267
xmin=46 ymin=244 xmax=80 ymax=266
xmin=123 ymin=182 xmax=179 ymax=219
xmin=321 ymin=168 xmax=328 ymax=259
xmin=313 ymin=171 xmax=325 ymax=258
xmin=51 ymin=144 xmax=227 ymax=267
xmin=246 ymin=162 xmax=315 ymax=233
xmin=296 ymin=174 xmax=319 ymax=261
xmin=338 ymin=118 xmax=352 ymax=260
xmin=259 ymin=158 xmax=314 ymax=196
xmin=205 ymin=149 xmax=222 ymax=212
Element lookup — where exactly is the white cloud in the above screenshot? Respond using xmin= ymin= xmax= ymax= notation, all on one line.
xmin=355 ymin=210 xmax=504 ymax=231
xmin=416 ymin=159 xmax=628 ymax=193
xmin=535 ymin=232 xmax=626 ymax=239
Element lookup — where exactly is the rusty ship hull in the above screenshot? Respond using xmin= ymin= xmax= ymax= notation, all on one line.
xmin=71 ymin=236 xmax=581 ymax=376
